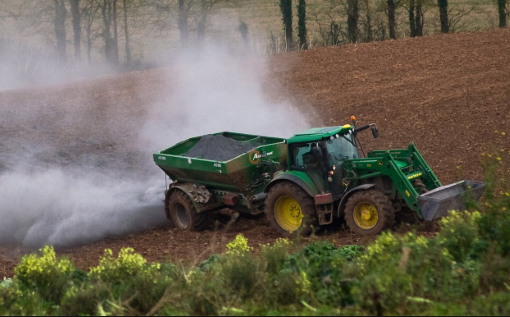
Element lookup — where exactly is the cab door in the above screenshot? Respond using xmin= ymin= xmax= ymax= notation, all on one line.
xmin=289 ymin=142 xmax=329 ymax=193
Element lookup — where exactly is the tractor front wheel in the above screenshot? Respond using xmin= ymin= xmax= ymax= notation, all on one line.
xmin=265 ymin=182 xmax=318 ymax=236
xmin=344 ymin=190 xmax=395 ymax=236
xmin=167 ymin=190 xmax=209 ymax=231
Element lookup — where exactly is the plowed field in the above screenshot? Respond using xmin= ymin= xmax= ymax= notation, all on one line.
xmin=1 ymin=29 xmax=509 ymax=278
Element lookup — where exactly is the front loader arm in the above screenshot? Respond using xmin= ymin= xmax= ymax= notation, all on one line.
xmin=347 ymin=143 xmax=444 ymax=218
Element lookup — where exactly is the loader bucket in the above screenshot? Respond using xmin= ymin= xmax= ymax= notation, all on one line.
xmin=417 ymin=180 xmax=486 ymax=221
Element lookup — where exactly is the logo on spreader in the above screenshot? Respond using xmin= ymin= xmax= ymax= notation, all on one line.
xmin=249 ymin=150 xmax=261 ymax=164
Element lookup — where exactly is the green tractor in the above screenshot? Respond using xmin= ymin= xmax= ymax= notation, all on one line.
xmin=154 ymin=118 xmax=485 ymax=236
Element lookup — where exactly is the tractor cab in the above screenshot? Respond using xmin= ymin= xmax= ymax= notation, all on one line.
xmin=287 ymin=125 xmax=359 ymax=198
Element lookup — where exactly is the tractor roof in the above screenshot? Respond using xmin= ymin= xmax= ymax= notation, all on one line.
xmin=288 ymin=125 xmax=353 ymax=144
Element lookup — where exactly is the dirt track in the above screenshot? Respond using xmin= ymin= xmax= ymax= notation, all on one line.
xmin=1 ymin=29 xmax=509 ymax=278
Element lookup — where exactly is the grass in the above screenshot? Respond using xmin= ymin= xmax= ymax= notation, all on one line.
xmin=0 ymin=138 xmax=509 ymax=316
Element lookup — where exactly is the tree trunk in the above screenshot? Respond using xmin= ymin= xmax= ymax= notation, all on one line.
xmin=197 ymin=0 xmax=207 ymax=45
xmin=113 ymin=0 xmax=118 ymax=64
xmin=102 ymin=0 xmax=114 ymax=63
xmin=438 ymin=0 xmax=449 ymax=33
xmin=408 ymin=0 xmax=416 ymax=37
xmin=87 ymin=26 xmax=92 ymax=63
xmin=415 ymin=0 xmax=423 ymax=36
xmin=498 ymin=0 xmax=507 ymax=28
xmin=297 ymin=0 xmax=307 ymax=49
xmin=364 ymin=0 xmax=372 ymax=42
xmin=70 ymin=0 xmax=81 ymax=60
xmin=178 ymin=0 xmax=189 ymax=46
xmin=123 ymin=0 xmax=131 ymax=67
xmin=54 ymin=0 xmax=68 ymax=62
xmin=347 ymin=0 xmax=359 ymax=43
xmin=387 ymin=0 xmax=397 ymax=39
xmin=197 ymin=18 xmax=206 ymax=44
xmin=279 ymin=0 xmax=294 ymax=50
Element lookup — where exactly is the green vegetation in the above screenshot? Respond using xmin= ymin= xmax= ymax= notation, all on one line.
xmin=1 ymin=149 xmax=509 ymax=315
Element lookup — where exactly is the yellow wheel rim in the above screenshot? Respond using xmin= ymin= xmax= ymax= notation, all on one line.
xmin=353 ymin=202 xmax=379 ymax=229
xmin=274 ymin=195 xmax=303 ymax=233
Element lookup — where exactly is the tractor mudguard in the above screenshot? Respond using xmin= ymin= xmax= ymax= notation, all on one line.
xmin=165 ymin=183 xmax=223 ymax=218
xmin=264 ymin=171 xmax=320 ymax=198
xmin=337 ymin=184 xmax=376 ymax=217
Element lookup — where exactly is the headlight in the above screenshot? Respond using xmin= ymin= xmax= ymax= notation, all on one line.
xmin=328 ymin=176 xmax=333 ymax=182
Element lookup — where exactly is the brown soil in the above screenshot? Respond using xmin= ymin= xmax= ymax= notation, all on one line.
xmin=1 ymin=29 xmax=509 ymax=278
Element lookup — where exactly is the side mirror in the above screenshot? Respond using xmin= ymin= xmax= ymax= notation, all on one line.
xmin=371 ymin=125 xmax=379 ymax=138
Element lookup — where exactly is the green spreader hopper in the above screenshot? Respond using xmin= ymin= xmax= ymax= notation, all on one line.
xmin=154 ymin=132 xmax=287 ymax=218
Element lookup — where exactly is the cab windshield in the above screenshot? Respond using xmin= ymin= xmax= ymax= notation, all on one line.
xmin=326 ymin=134 xmax=358 ymax=165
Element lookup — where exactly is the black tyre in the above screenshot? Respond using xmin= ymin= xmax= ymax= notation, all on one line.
xmin=167 ymin=190 xmax=209 ymax=231
xmin=344 ymin=190 xmax=395 ymax=236
xmin=265 ymin=181 xmax=318 ymax=236
xmin=413 ymin=179 xmax=428 ymax=195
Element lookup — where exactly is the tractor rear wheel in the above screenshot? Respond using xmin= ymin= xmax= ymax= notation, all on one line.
xmin=168 ymin=190 xmax=209 ymax=231
xmin=265 ymin=182 xmax=318 ymax=236
xmin=344 ymin=190 xmax=395 ymax=236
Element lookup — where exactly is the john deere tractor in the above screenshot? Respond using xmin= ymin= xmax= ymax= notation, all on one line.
xmin=154 ymin=117 xmax=485 ymax=236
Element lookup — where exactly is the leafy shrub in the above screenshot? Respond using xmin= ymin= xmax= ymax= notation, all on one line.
xmin=0 ymin=278 xmax=12 ymax=289
xmin=211 ymin=235 xmax=262 ymax=297
xmin=226 ymin=234 xmax=252 ymax=255
xmin=90 ymin=247 xmax=149 ymax=282
xmin=437 ymin=210 xmax=483 ymax=262
xmin=86 ymin=247 xmax=172 ymax=314
xmin=353 ymin=230 xmax=481 ymax=315
xmin=14 ymin=245 xmax=74 ymax=303
xmin=469 ymin=291 xmax=510 ymax=315
xmin=199 ymin=254 xmax=220 ymax=272
xmin=260 ymin=238 xmax=292 ymax=276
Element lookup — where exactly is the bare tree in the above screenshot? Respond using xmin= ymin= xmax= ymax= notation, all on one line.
xmin=363 ymin=0 xmax=373 ymax=42
xmin=178 ymin=0 xmax=191 ymax=45
xmin=54 ymin=0 xmax=68 ymax=62
xmin=113 ymin=0 xmax=119 ymax=62
xmin=447 ymin=5 xmax=475 ymax=33
xmin=297 ymin=0 xmax=307 ymax=49
xmin=83 ymin=0 xmax=100 ymax=62
xmin=309 ymin=1 xmax=345 ymax=46
xmin=347 ymin=0 xmax=359 ymax=43
xmin=70 ymin=0 xmax=81 ymax=60
xmin=415 ymin=0 xmax=423 ymax=36
xmin=98 ymin=0 xmax=118 ymax=64
xmin=438 ymin=0 xmax=448 ymax=33
xmin=122 ymin=0 xmax=131 ymax=66
xmin=386 ymin=0 xmax=399 ymax=39
xmin=497 ymin=0 xmax=507 ymax=28
xmin=279 ymin=0 xmax=294 ymax=50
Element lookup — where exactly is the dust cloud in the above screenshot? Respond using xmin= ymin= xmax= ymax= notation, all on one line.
xmin=0 ymin=46 xmax=311 ymax=248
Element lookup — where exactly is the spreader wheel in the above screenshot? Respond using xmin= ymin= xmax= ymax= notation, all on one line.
xmin=265 ymin=181 xmax=318 ymax=236
xmin=167 ymin=190 xmax=209 ymax=231
xmin=344 ymin=190 xmax=395 ymax=236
